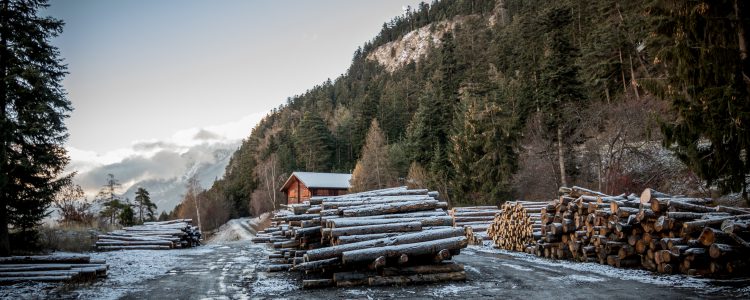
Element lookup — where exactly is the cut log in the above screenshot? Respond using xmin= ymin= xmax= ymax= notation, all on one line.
xmin=0 ymin=255 xmax=90 ymax=264
xmin=302 ymin=279 xmax=334 ymax=289
xmin=328 ymin=216 xmax=452 ymax=228
xmin=341 ymin=236 xmax=467 ymax=264
xmin=0 ymin=276 xmax=73 ymax=285
xmin=640 ymin=188 xmax=670 ymax=204
xmin=341 ymin=200 xmax=439 ymax=217
xmin=709 ymin=243 xmax=739 ymax=259
xmin=266 ymin=264 xmax=292 ymax=272
xmin=367 ymin=271 xmax=466 ymax=286
xmin=293 ymin=257 xmax=340 ymax=271
xmin=369 ymin=256 xmax=386 ymax=270
xmin=330 ymin=221 xmax=422 ymax=237
xmin=306 ymin=228 xmax=464 ymax=261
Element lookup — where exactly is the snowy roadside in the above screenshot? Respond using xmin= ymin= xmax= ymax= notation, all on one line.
xmin=464 ymin=246 xmax=750 ymax=297
xmin=0 ymin=245 xmax=217 ymax=300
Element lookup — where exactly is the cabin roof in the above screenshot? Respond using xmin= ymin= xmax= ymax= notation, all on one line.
xmin=280 ymin=172 xmax=352 ymax=192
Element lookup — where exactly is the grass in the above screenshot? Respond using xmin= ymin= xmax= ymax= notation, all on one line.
xmin=37 ymin=223 xmax=113 ymax=253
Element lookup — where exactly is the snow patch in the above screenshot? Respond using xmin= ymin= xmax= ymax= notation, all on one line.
xmin=252 ymin=272 xmax=297 ymax=294
xmin=430 ymin=284 xmax=474 ymax=297
xmin=464 ymin=265 xmax=481 ymax=274
xmin=501 ymin=263 xmax=533 ymax=272
xmin=553 ymin=274 xmax=606 ymax=283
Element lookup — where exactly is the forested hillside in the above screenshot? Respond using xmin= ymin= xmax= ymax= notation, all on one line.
xmin=175 ymin=0 xmax=749 ymax=225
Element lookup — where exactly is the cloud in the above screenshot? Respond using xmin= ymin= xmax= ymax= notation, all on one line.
xmin=65 ymin=112 xmax=266 ymax=201
xmin=194 ymin=129 xmax=221 ymax=141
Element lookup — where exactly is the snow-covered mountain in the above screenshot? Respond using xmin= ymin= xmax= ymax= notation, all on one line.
xmin=72 ymin=141 xmax=239 ymax=214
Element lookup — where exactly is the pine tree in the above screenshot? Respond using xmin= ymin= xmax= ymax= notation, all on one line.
xmin=294 ymin=111 xmax=334 ymax=172
xmin=350 ymin=119 xmax=396 ymax=192
xmin=645 ymin=0 xmax=750 ymax=201
xmin=537 ymin=5 xmax=586 ymax=188
xmin=134 ymin=187 xmax=157 ymax=222
xmin=0 ymin=0 xmax=71 ymax=255
xmin=97 ymin=174 xmax=123 ymax=225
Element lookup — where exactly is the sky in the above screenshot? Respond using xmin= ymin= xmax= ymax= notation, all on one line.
xmin=42 ymin=0 xmax=422 ymax=201
xmin=46 ymin=0 xmax=421 ymax=158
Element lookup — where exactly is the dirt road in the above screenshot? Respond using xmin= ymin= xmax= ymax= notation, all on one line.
xmin=116 ymin=241 xmax=749 ymax=300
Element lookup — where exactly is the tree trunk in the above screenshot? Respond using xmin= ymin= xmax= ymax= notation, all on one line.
xmin=0 ymin=0 xmax=9 ymax=257
xmin=557 ymin=127 xmax=567 ymax=187
xmin=735 ymin=0 xmax=750 ymax=85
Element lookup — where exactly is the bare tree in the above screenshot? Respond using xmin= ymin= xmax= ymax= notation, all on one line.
xmin=185 ymin=175 xmax=202 ymax=230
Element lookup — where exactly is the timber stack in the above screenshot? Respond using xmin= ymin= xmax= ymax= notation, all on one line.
xmin=504 ymin=186 xmax=750 ymax=277
xmin=0 ymin=255 xmax=108 ymax=285
xmin=95 ymin=219 xmax=201 ymax=251
xmin=253 ymin=186 xmax=470 ymax=288
xmin=449 ymin=206 xmax=500 ymax=245
xmin=486 ymin=201 xmax=545 ymax=251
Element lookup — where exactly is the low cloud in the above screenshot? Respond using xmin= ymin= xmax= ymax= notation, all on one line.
xmin=65 ymin=113 xmax=266 ymax=203
xmin=194 ymin=129 xmax=222 ymax=141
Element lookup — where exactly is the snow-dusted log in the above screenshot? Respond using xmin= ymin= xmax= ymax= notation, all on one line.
xmin=328 ymin=216 xmax=452 ymax=228
xmin=330 ymin=221 xmax=422 ymax=237
xmin=341 ymin=200 xmax=439 ymax=217
xmin=0 ymin=255 xmax=90 ymax=264
xmin=306 ymin=227 xmax=464 ymax=261
xmin=367 ymin=271 xmax=466 ymax=286
xmin=340 ymin=236 xmax=468 ymax=264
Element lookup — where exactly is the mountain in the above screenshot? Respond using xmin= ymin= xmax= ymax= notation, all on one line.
xmin=188 ymin=0 xmax=750 ymax=225
xmin=73 ymin=141 xmax=239 ymax=214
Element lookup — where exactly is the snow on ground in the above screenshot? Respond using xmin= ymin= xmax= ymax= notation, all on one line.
xmin=0 ymin=245 xmax=217 ymax=300
xmin=208 ymin=215 xmax=270 ymax=243
xmin=251 ymin=271 xmax=298 ymax=294
xmin=75 ymin=246 xmax=216 ymax=300
xmin=468 ymin=245 xmax=749 ymax=296
xmin=429 ymin=284 xmax=474 ymax=297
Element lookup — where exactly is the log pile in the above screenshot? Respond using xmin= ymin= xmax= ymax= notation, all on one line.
xmin=492 ymin=186 xmax=750 ymax=277
xmin=95 ymin=219 xmax=201 ymax=251
xmin=449 ymin=206 xmax=500 ymax=245
xmin=0 ymin=255 xmax=108 ymax=285
xmin=487 ymin=201 xmax=546 ymax=251
xmin=253 ymin=187 xmax=469 ymax=288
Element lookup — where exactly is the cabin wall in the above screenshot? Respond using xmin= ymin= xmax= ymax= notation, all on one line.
xmin=283 ymin=176 xmax=350 ymax=204
xmin=286 ymin=179 xmax=310 ymax=205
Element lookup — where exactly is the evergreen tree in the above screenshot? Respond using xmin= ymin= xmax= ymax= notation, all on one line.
xmin=0 ymin=0 xmax=71 ymax=255
xmin=350 ymin=119 xmax=396 ymax=192
xmin=134 ymin=187 xmax=157 ymax=222
xmin=294 ymin=111 xmax=334 ymax=171
xmin=118 ymin=205 xmax=135 ymax=226
xmin=97 ymin=174 xmax=123 ymax=225
xmin=158 ymin=211 xmax=169 ymax=221
xmin=537 ymin=5 xmax=586 ymax=188
xmin=646 ymin=0 xmax=750 ymax=201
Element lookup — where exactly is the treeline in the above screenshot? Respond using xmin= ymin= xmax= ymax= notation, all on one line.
xmin=203 ymin=0 xmax=750 ymax=220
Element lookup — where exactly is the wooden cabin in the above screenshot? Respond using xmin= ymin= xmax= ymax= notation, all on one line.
xmin=280 ymin=172 xmax=352 ymax=204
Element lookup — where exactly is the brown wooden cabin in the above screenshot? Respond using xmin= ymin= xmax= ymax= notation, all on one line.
xmin=280 ymin=172 xmax=352 ymax=204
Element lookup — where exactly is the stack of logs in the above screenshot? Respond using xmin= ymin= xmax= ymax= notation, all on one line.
xmin=0 ymin=255 xmax=108 ymax=285
xmin=449 ymin=206 xmax=500 ymax=245
xmin=253 ymin=187 xmax=470 ymax=288
xmin=96 ymin=219 xmax=201 ymax=251
xmin=489 ymin=186 xmax=750 ymax=276
xmin=486 ymin=201 xmax=545 ymax=251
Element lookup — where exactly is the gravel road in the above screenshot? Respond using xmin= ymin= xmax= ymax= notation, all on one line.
xmin=115 ymin=241 xmax=750 ymax=300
